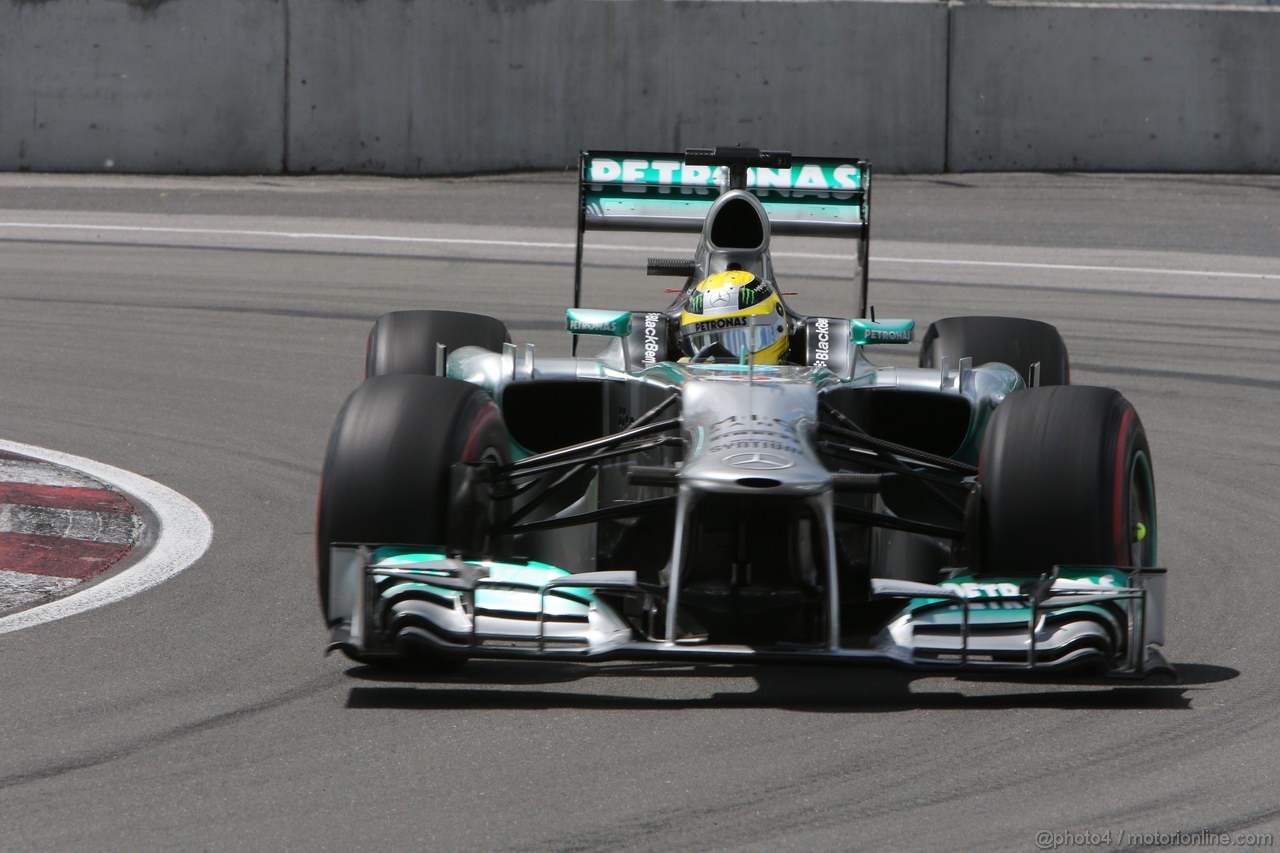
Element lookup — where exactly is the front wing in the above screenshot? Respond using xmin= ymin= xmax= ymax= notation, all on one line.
xmin=327 ymin=546 xmax=1171 ymax=678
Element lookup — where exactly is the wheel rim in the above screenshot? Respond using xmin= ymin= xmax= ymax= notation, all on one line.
xmin=1128 ymin=450 xmax=1157 ymax=566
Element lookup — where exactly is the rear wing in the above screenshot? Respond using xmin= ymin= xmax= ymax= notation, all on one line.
xmin=574 ymin=148 xmax=872 ymax=315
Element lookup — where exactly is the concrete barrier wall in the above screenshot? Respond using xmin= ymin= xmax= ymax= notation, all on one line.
xmin=1 ymin=0 xmax=1276 ymax=174
xmin=949 ymin=4 xmax=1280 ymax=172
xmin=0 ymin=0 xmax=286 ymax=174
xmin=286 ymin=0 xmax=948 ymax=174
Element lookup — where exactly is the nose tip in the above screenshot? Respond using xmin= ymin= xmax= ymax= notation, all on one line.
xmin=736 ymin=477 xmax=782 ymax=489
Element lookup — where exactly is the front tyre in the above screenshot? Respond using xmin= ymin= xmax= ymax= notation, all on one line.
xmin=315 ymin=374 xmax=510 ymax=624
xmin=975 ymin=386 xmax=1155 ymax=577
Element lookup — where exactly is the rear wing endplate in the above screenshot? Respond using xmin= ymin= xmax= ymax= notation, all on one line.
xmin=574 ymin=148 xmax=873 ymax=317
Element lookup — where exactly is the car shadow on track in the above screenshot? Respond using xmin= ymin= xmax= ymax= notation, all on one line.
xmin=342 ymin=661 xmax=1236 ymax=713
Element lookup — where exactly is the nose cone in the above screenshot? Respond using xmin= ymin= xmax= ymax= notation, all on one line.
xmin=679 ymin=377 xmax=830 ymax=495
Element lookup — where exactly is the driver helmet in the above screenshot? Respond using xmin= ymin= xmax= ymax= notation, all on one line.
xmin=678 ymin=269 xmax=789 ymax=364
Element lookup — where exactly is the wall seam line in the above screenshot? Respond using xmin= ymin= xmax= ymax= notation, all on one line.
xmin=944 ymin=0 xmax=955 ymax=173
xmin=282 ymin=0 xmax=291 ymax=174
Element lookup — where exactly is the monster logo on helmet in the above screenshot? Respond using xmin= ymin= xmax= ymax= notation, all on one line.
xmin=679 ymin=270 xmax=790 ymax=364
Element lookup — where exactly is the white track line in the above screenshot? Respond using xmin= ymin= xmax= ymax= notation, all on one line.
xmin=0 ymin=440 xmax=213 ymax=635
xmin=0 ymin=221 xmax=572 ymax=251
xmin=2 ymin=221 xmax=1278 ymax=281
xmin=867 ymin=255 xmax=1280 ymax=281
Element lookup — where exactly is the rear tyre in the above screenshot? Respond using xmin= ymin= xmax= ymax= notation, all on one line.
xmin=316 ymin=375 xmax=510 ymax=664
xmin=366 ymin=310 xmax=511 ymax=378
xmin=919 ymin=315 xmax=1070 ymax=386
xmin=974 ymin=386 xmax=1156 ymax=577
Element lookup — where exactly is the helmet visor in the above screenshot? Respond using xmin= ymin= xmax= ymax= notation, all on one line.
xmin=684 ymin=318 xmax=783 ymax=360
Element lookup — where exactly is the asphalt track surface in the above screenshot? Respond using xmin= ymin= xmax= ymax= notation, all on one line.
xmin=1 ymin=171 xmax=1278 ymax=851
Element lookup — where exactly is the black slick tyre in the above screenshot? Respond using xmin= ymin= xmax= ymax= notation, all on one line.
xmin=315 ymin=374 xmax=510 ymax=624
xmin=974 ymin=386 xmax=1156 ymax=577
xmin=919 ymin=315 xmax=1070 ymax=386
xmin=366 ymin=310 xmax=510 ymax=378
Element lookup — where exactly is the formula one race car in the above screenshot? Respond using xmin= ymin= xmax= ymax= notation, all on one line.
xmin=317 ymin=146 xmax=1169 ymax=678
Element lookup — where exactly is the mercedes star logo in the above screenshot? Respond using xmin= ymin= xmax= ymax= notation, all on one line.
xmin=724 ymin=452 xmax=794 ymax=470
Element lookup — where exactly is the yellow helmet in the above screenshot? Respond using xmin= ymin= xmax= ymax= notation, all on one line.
xmin=678 ymin=270 xmax=789 ymax=364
